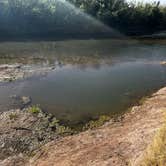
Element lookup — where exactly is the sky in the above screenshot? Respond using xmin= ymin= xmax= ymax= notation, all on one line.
xmin=127 ymin=0 xmax=166 ymax=5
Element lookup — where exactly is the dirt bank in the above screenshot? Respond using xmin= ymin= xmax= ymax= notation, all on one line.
xmin=0 ymin=87 xmax=165 ymax=166
xmin=28 ymin=87 xmax=166 ymax=166
xmin=0 ymin=107 xmax=73 ymax=166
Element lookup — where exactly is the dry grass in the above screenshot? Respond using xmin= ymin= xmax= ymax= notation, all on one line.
xmin=140 ymin=110 xmax=166 ymax=166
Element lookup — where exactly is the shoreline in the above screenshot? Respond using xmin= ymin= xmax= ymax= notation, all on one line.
xmin=0 ymin=64 xmax=55 ymax=83
xmin=0 ymin=87 xmax=165 ymax=165
xmin=0 ymin=35 xmax=166 ymax=42
xmin=29 ymin=87 xmax=166 ymax=166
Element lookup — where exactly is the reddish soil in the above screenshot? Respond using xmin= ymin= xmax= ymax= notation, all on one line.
xmin=28 ymin=87 xmax=166 ymax=166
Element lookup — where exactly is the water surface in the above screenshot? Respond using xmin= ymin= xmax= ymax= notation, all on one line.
xmin=0 ymin=39 xmax=166 ymax=125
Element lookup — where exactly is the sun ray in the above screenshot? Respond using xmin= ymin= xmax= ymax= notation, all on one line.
xmin=56 ymin=0 xmax=124 ymax=37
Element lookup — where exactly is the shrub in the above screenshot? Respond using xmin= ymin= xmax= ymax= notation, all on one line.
xmin=28 ymin=106 xmax=41 ymax=114
xmin=9 ymin=113 xmax=18 ymax=120
xmin=83 ymin=115 xmax=110 ymax=130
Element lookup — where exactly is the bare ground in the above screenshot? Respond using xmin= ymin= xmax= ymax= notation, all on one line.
xmin=0 ymin=108 xmax=67 ymax=166
xmin=28 ymin=87 xmax=166 ymax=166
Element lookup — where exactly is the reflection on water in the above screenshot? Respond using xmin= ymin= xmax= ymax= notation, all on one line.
xmin=0 ymin=39 xmax=166 ymax=65
xmin=0 ymin=39 xmax=166 ymax=125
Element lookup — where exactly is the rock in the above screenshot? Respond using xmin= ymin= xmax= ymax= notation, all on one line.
xmin=10 ymin=95 xmax=32 ymax=109
xmin=160 ymin=61 xmax=166 ymax=65
xmin=15 ymin=65 xmax=21 ymax=69
xmin=21 ymin=96 xmax=31 ymax=106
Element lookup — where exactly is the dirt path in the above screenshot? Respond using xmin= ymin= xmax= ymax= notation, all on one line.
xmin=29 ymin=87 xmax=166 ymax=166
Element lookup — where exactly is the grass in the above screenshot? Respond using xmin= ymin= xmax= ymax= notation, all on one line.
xmin=49 ymin=117 xmax=74 ymax=135
xmin=28 ymin=105 xmax=41 ymax=114
xmin=28 ymin=106 xmax=74 ymax=135
xmin=83 ymin=115 xmax=110 ymax=130
xmin=140 ymin=110 xmax=166 ymax=166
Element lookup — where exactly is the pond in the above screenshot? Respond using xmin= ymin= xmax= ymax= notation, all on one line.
xmin=0 ymin=39 xmax=166 ymax=125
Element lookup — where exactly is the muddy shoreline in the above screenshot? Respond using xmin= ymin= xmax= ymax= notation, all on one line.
xmin=0 ymin=87 xmax=165 ymax=166
xmin=0 ymin=50 xmax=165 ymax=165
xmin=0 ymin=64 xmax=55 ymax=82
xmin=0 ymin=106 xmax=74 ymax=165
xmin=28 ymin=87 xmax=166 ymax=166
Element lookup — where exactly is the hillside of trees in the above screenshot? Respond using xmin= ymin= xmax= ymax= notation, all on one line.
xmin=0 ymin=0 xmax=166 ymax=40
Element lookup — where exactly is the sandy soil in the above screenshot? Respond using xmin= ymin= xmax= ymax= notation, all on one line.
xmin=28 ymin=87 xmax=166 ymax=166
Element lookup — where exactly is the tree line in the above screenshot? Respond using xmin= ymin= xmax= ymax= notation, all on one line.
xmin=0 ymin=0 xmax=165 ymax=40
xmin=70 ymin=0 xmax=166 ymax=35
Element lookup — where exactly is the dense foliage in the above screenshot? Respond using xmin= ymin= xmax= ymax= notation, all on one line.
xmin=0 ymin=0 xmax=166 ymax=39
xmin=71 ymin=0 xmax=166 ymax=35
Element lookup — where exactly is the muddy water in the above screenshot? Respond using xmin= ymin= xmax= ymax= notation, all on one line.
xmin=0 ymin=39 xmax=166 ymax=125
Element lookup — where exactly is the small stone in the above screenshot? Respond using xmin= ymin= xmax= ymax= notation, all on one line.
xmin=1 ymin=143 xmax=5 ymax=148
xmin=21 ymin=96 xmax=31 ymax=105
xmin=160 ymin=61 xmax=166 ymax=65
xmin=9 ymin=147 xmax=14 ymax=152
